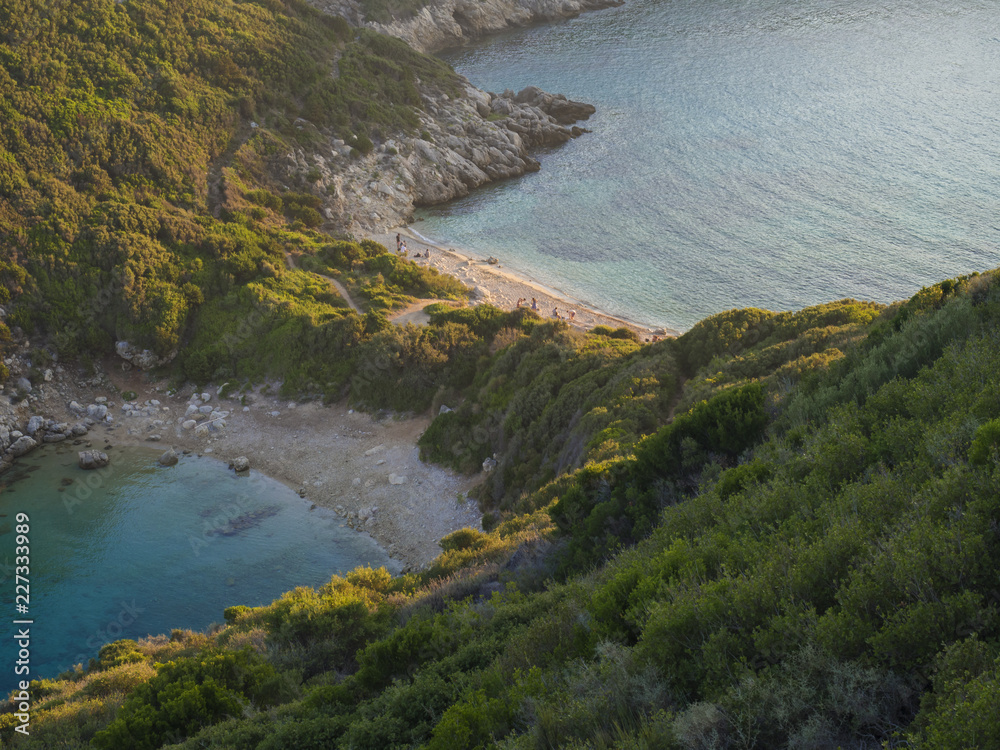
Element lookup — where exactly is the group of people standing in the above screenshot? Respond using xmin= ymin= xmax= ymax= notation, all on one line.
xmin=395 ymin=233 xmax=429 ymax=259
xmin=515 ymin=297 xmax=576 ymax=323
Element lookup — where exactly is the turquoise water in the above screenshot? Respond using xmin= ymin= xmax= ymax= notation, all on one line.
xmin=0 ymin=446 xmax=397 ymax=690
xmin=416 ymin=0 xmax=1000 ymax=330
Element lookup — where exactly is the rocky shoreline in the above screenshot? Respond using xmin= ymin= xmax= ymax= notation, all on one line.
xmin=291 ymin=83 xmax=596 ymax=235
xmin=0 ymin=340 xmax=480 ymax=570
xmin=307 ymin=0 xmax=623 ymax=54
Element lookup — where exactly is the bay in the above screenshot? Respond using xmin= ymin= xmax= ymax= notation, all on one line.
xmin=416 ymin=0 xmax=1000 ymax=330
xmin=0 ymin=445 xmax=397 ymax=691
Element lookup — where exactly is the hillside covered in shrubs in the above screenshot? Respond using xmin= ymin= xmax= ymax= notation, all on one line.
xmin=4 ymin=272 xmax=1000 ymax=748
xmin=0 ymin=0 xmax=469 ymax=401
xmin=2 ymin=0 xmax=1000 ymax=747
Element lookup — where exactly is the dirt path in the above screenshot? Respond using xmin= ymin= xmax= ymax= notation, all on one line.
xmin=285 ymin=251 xmax=363 ymax=314
xmin=327 ymin=276 xmax=362 ymax=314
xmin=389 ymin=298 xmax=458 ymax=327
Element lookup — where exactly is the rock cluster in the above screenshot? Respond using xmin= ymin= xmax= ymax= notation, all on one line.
xmin=115 ymin=341 xmax=176 ymax=371
xmin=1 ymin=412 xmax=92 ymax=473
xmin=344 ymin=505 xmax=379 ymax=530
xmin=78 ymin=450 xmax=110 ymax=470
xmin=180 ymin=392 xmax=230 ymax=437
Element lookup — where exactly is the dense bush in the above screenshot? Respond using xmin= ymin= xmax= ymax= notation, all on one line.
xmin=419 ymin=325 xmax=679 ymax=514
xmin=0 ymin=0 xmax=463 ymax=396
xmin=91 ymin=649 xmax=288 ymax=750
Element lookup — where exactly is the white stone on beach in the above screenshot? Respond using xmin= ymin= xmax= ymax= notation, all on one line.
xmin=388 ymin=473 xmax=407 ymax=485
xmin=182 ymin=420 xmax=197 ymax=430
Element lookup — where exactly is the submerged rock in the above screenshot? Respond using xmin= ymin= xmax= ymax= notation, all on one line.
xmin=78 ymin=450 xmax=109 ymax=470
xmin=158 ymin=448 xmax=179 ymax=467
xmin=229 ymin=456 xmax=250 ymax=472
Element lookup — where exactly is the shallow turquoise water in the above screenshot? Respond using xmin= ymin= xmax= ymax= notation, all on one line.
xmin=416 ymin=0 xmax=1000 ymax=330
xmin=0 ymin=445 xmax=397 ymax=690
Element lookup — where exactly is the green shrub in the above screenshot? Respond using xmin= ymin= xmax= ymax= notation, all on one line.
xmin=440 ymin=528 xmax=489 ymax=552
xmin=91 ymin=649 xmax=286 ymax=750
xmin=908 ymin=638 xmax=1000 ymax=749
xmin=969 ymin=417 xmax=1000 ymax=465
xmin=634 ymin=382 xmax=769 ymax=485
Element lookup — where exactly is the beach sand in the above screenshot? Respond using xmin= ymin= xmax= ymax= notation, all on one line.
xmin=15 ymin=230 xmax=677 ymax=573
xmin=373 ymin=227 xmax=680 ymax=339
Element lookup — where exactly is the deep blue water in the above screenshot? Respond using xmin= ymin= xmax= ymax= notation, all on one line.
xmin=416 ymin=0 xmax=1000 ymax=330
xmin=0 ymin=446 xmax=396 ymax=691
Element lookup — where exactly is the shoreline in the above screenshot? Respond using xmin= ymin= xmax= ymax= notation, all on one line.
xmin=1 ymin=359 xmax=482 ymax=572
xmin=2 ymin=231 xmax=680 ymax=573
xmin=374 ymin=226 xmax=680 ymax=340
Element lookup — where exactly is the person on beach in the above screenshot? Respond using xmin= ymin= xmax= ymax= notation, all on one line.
xmin=516 ymin=298 xmax=523 ymax=309
xmin=553 ymin=308 xmax=561 ymax=320
xmin=400 ymin=242 xmax=407 ymax=256
xmin=568 ymin=310 xmax=576 ymax=322
xmin=396 ymin=233 xmax=401 ymax=252
xmin=531 ymin=298 xmax=538 ymax=311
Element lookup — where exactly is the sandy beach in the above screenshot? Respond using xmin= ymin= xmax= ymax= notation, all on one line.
xmin=6 ymin=232 xmax=678 ymax=574
xmin=372 ymin=227 xmax=679 ymax=339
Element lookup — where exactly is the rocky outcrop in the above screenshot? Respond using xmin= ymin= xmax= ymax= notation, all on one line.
xmin=284 ymin=84 xmax=594 ymax=234
xmin=307 ymin=0 xmax=622 ymax=54
xmin=7 ymin=435 xmax=38 ymax=458
xmin=115 ymin=341 xmax=177 ymax=371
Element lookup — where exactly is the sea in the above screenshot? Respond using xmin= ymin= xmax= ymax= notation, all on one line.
xmin=0 ymin=446 xmax=397 ymax=691
xmin=415 ymin=0 xmax=1000 ymax=331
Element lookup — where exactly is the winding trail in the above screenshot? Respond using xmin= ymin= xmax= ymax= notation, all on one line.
xmin=284 ymin=249 xmax=449 ymax=322
xmin=327 ymin=276 xmax=363 ymax=314
xmin=284 ymin=251 xmax=363 ymax=314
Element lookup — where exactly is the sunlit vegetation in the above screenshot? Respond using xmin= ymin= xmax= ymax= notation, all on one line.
xmin=3 ymin=0 xmax=1000 ymax=747
xmin=5 ymin=271 xmax=1000 ymax=748
xmin=0 ymin=0 xmax=461 ymax=397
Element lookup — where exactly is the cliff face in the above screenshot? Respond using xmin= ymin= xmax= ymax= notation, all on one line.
xmin=280 ymin=0 xmax=610 ymax=235
xmin=307 ymin=0 xmax=622 ymax=53
xmin=278 ymin=84 xmax=595 ymax=234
